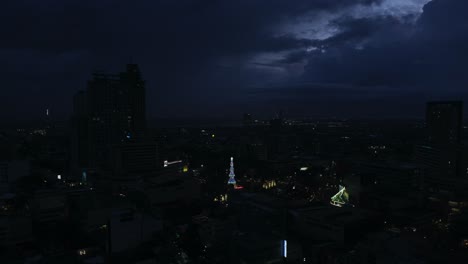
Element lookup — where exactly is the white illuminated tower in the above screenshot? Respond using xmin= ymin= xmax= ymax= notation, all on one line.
xmin=227 ymin=157 xmax=237 ymax=185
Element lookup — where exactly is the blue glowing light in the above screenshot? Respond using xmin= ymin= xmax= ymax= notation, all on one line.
xmin=283 ymin=240 xmax=287 ymax=258
xmin=82 ymin=171 xmax=87 ymax=182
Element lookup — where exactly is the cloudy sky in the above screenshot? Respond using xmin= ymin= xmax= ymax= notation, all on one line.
xmin=2 ymin=0 xmax=468 ymax=121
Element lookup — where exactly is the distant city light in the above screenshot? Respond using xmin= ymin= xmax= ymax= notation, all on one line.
xmin=164 ymin=160 xmax=182 ymax=167
xmin=214 ymin=194 xmax=228 ymax=203
xmin=300 ymin=167 xmax=308 ymax=171
xmin=57 ymin=174 xmax=61 ymax=180
xmin=263 ymin=180 xmax=277 ymax=189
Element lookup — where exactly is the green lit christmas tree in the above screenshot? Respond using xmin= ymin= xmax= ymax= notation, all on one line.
xmin=330 ymin=185 xmax=349 ymax=207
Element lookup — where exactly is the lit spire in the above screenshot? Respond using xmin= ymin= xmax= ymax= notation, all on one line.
xmin=228 ymin=157 xmax=236 ymax=185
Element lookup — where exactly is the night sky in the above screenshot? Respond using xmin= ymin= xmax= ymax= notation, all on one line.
xmin=2 ymin=0 xmax=468 ymax=121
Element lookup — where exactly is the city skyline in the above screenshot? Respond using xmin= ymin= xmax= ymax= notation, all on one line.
xmin=4 ymin=1 xmax=468 ymax=262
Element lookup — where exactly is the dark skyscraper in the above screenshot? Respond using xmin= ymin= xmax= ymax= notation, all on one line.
xmin=415 ymin=101 xmax=465 ymax=192
xmin=426 ymin=101 xmax=463 ymax=145
xmin=72 ymin=64 xmax=146 ymax=172
xmin=70 ymin=91 xmax=89 ymax=178
xmin=243 ymin=113 xmax=253 ymax=126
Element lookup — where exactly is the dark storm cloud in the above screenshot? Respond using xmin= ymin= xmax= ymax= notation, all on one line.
xmin=300 ymin=17 xmax=415 ymax=86
xmin=300 ymin=0 xmax=468 ymax=91
xmin=321 ymin=15 xmax=410 ymax=48
xmin=254 ymin=0 xmax=468 ymax=117
xmin=0 ymin=0 xmax=385 ymax=120
xmin=0 ymin=0 xmax=381 ymax=54
xmin=2 ymin=0 xmax=467 ymax=120
xmin=278 ymin=51 xmax=309 ymax=64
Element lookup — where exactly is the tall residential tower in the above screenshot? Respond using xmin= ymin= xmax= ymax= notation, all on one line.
xmin=71 ymin=64 xmax=147 ymax=177
xmin=426 ymin=101 xmax=463 ymax=145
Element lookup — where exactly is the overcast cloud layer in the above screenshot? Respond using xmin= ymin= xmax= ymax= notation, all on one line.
xmin=1 ymin=0 xmax=467 ymax=120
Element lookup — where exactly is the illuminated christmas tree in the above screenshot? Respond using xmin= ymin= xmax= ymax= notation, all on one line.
xmin=227 ymin=157 xmax=237 ymax=185
xmin=330 ymin=185 xmax=349 ymax=207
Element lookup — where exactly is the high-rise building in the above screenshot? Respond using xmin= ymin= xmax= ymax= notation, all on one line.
xmin=87 ymin=64 xmax=146 ymax=168
xmin=0 ymin=160 xmax=30 ymax=193
xmin=415 ymin=101 xmax=466 ymax=192
xmin=243 ymin=113 xmax=253 ymax=126
xmin=109 ymin=141 xmax=159 ymax=176
xmin=71 ymin=64 xmax=147 ymax=176
xmin=248 ymin=143 xmax=268 ymax=161
xmin=426 ymin=101 xmax=463 ymax=145
xmin=70 ymin=91 xmax=89 ymax=179
xmin=144 ymin=160 xmax=200 ymax=206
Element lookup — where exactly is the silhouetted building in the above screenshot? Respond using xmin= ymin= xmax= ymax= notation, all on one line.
xmin=71 ymin=91 xmax=89 ymax=179
xmin=243 ymin=113 xmax=253 ymax=126
xmin=87 ymin=64 xmax=146 ymax=168
xmin=426 ymin=101 xmax=463 ymax=144
xmin=415 ymin=101 xmax=467 ymax=193
xmin=71 ymin=64 xmax=146 ymax=176
xmin=107 ymin=208 xmax=162 ymax=254
xmin=247 ymin=143 xmax=268 ymax=161
xmin=290 ymin=205 xmax=381 ymax=247
xmin=269 ymin=118 xmax=282 ymax=131
xmin=0 ymin=215 xmax=32 ymax=247
xmin=0 ymin=193 xmax=33 ymax=247
xmin=30 ymin=190 xmax=68 ymax=223
xmin=0 ymin=160 xmax=30 ymax=193
xmin=144 ymin=160 xmax=200 ymax=207
xmin=357 ymin=162 xmax=423 ymax=193
xmin=110 ymin=141 xmax=159 ymax=176
xmin=354 ymin=162 xmax=424 ymax=210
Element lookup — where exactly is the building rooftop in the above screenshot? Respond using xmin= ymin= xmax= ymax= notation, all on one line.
xmin=291 ymin=205 xmax=372 ymax=226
